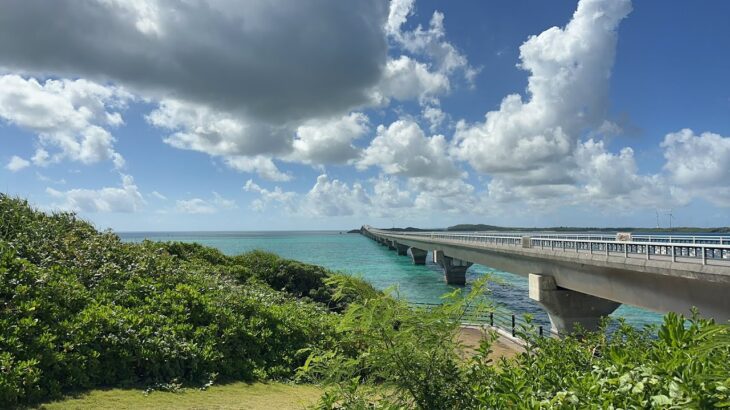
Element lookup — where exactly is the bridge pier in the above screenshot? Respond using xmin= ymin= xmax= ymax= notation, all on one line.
xmin=529 ymin=274 xmax=620 ymax=335
xmin=407 ymin=247 xmax=427 ymax=265
xmin=433 ymin=250 xmax=472 ymax=286
xmin=395 ymin=242 xmax=409 ymax=256
xmin=387 ymin=240 xmax=397 ymax=251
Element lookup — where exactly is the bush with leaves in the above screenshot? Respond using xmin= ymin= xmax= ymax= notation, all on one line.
xmin=0 ymin=195 xmax=354 ymax=406
xmin=302 ymin=276 xmax=730 ymax=409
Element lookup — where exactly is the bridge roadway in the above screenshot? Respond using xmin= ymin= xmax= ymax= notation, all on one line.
xmin=361 ymin=226 xmax=730 ymax=334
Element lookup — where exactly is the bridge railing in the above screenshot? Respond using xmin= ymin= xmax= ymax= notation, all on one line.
xmin=367 ymin=228 xmax=730 ymax=265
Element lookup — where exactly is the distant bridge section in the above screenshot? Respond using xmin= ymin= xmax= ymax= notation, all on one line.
xmin=361 ymin=226 xmax=730 ymax=334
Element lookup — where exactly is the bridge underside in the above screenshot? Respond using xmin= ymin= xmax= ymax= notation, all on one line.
xmin=368 ymin=230 xmax=730 ymax=334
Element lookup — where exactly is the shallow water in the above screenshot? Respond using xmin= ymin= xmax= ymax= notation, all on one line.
xmin=119 ymin=230 xmax=664 ymax=330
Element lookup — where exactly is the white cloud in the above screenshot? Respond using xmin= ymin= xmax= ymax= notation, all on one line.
xmin=372 ymin=56 xmax=450 ymax=106
xmin=0 ymin=75 xmax=130 ymax=169
xmin=385 ymin=0 xmax=415 ymax=38
xmin=304 ymin=174 xmax=370 ymax=217
xmin=147 ymin=99 xmax=292 ymax=157
xmin=661 ymin=129 xmax=730 ymax=206
xmin=6 ymin=155 xmax=30 ymax=172
xmin=0 ymin=1 xmax=398 ymax=178
xmin=358 ymin=119 xmax=461 ymax=179
xmin=244 ymin=173 xmax=488 ymax=219
xmin=483 ymin=137 xmax=674 ymax=211
xmin=224 ymin=156 xmax=291 ymax=182
xmin=35 ymin=172 xmax=66 ymax=185
xmin=147 ymin=99 xmax=293 ymax=180
xmin=244 ymin=179 xmax=297 ymax=212
xmin=150 ymin=191 xmax=167 ymax=200
xmin=46 ymin=174 xmax=144 ymax=213
xmin=0 ymin=1 xmax=389 ymax=123
xmin=174 ymin=192 xmax=237 ymax=214
xmin=452 ymin=0 xmax=632 ymax=183
xmin=386 ymin=1 xmax=477 ymax=84
xmin=422 ymin=105 xmax=446 ymax=132
xmin=574 ymin=139 xmax=641 ymax=199
xmin=290 ymin=113 xmax=370 ymax=165
xmin=371 ymin=176 xmax=413 ymax=209
xmin=175 ymin=198 xmax=216 ymax=214
xmin=244 ymin=175 xmax=370 ymax=217
xmin=410 ymin=177 xmax=480 ymax=214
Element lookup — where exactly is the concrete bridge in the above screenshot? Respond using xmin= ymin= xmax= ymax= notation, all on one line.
xmin=361 ymin=226 xmax=730 ymax=334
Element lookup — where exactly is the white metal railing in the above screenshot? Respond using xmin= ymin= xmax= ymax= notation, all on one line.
xmin=364 ymin=227 xmax=730 ymax=266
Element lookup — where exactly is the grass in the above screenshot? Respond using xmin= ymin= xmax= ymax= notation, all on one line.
xmin=35 ymin=382 xmax=322 ymax=410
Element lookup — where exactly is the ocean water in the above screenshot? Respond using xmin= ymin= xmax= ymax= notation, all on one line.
xmin=119 ymin=230 xmax=665 ymax=330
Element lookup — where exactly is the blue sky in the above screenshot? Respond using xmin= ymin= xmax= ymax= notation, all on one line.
xmin=1 ymin=0 xmax=729 ymax=231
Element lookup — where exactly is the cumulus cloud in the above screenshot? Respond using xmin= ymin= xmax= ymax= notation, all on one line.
xmin=289 ymin=113 xmax=370 ymax=165
xmin=224 ymin=156 xmax=291 ymax=182
xmin=305 ymin=175 xmax=371 ymax=217
xmin=147 ymin=99 xmax=291 ymax=181
xmin=0 ymin=0 xmax=400 ymax=178
xmin=244 ymin=179 xmax=297 ymax=212
xmin=6 ymin=155 xmax=30 ymax=172
xmin=574 ymin=139 xmax=641 ymax=199
xmin=245 ymin=173 xmax=487 ymax=219
xmin=372 ymin=56 xmax=450 ymax=105
xmin=483 ymin=137 xmax=676 ymax=211
xmin=452 ymin=0 xmax=632 ymax=182
xmin=0 ymin=0 xmax=389 ymax=123
xmin=371 ymin=176 xmax=413 ymax=209
xmin=370 ymin=0 xmax=478 ymax=109
xmin=147 ymin=99 xmax=292 ymax=157
xmin=422 ymin=105 xmax=446 ymax=132
xmin=358 ymin=119 xmax=462 ymax=179
xmin=410 ymin=177 xmax=480 ymax=213
xmin=245 ymin=175 xmax=370 ymax=217
xmin=386 ymin=0 xmax=477 ymax=84
xmin=0 ymin=75 xmax=130 ymax=168
xmin=175 ymin=192 xmax=237 ymax=214
xmin=46 ymin=174 xmax=144 ymax=213
xmin=661 ymin=129 xmax=730 ymax=206
xmin=150 ymin=191 xmax=167 ymax=200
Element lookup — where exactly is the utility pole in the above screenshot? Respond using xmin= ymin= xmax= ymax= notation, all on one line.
xmin=655 ymin=210 xmax=661 ymax=229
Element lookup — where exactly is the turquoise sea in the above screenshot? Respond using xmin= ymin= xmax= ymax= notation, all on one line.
xmin=119 ymin=230 xmax=664 ymax=330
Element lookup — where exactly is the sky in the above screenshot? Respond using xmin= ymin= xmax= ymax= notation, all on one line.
xmin=1 ymin=0 xmax=729 ymax=231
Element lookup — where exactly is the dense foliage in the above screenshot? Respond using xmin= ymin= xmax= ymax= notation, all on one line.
xmin=0 ymin=195 xmax=352 ymax=406
xmin=303 ymin=277 xmax=730 ymax=409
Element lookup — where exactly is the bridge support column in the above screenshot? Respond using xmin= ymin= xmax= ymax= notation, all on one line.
xmin=433 ymin=250 xmax=472 ymax=286
xmin=408 ymin=247 xmax=427 ymax=265
xmin=386 ymin=240 xmax=397 ymax=250
xmin=379 ymin=238 xmax=387 ymax=246
xmin=395 ymin=242 xmax=409 ymax=256
xmin=529 ymin=274 xmax=620 ymax=335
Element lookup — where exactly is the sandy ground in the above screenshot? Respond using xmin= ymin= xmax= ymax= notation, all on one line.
xmin=457 ymin=326 xmax=525 ymax=361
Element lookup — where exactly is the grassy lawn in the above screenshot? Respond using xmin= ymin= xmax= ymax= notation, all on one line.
xmin=36 ymin=382 xmax=322 ymax=410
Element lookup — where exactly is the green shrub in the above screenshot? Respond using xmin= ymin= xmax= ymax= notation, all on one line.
xmin=303 ymin=276 xmax=730 ymax=409
xmin=0 ymin=195 xmax=341 ymax=406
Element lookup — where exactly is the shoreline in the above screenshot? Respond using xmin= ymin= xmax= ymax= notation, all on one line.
xmin=458 ymin=325 xmax=526 ymax=360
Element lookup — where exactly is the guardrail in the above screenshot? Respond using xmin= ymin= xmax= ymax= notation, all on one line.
xmin=408 ymin=302 xmax=558 ymax=339
xmin=366 ymin=227 xmax=730 ymax=266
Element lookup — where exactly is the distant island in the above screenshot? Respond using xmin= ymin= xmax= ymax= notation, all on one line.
xmin=366 ymin=224 xmax=730 ymax=233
